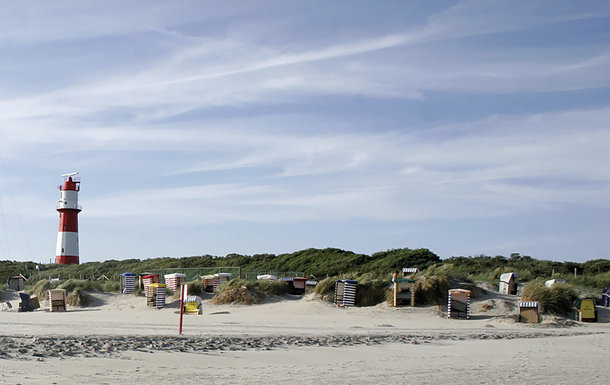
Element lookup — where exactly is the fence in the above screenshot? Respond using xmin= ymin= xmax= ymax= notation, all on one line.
xmin=5 ymin=268 xmax=306 ymax=287
xmin=144 ymin=267 xmax=305 ymax=284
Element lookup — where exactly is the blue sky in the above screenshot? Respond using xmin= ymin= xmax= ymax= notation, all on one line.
xmin=0 ymin=1 xmax=609 ymax=264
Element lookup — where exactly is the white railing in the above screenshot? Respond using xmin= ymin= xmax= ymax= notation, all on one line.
xmin=56 ymin=204 xmax=82 ymax=210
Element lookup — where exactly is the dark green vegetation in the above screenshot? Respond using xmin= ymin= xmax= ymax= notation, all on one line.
xmin=312 ymin=266 xmax=465 ymax=307
xmin=2 ymin=248 xmax=609 ymax=309
xmin=1 ymin=247 xmax=442 ymax=286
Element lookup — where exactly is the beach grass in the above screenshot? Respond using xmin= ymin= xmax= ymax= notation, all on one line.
xmin=211 ymin=278 xmax=289 ymax=305
xmin=28 ymin=278 xmax=116 ymax=305
xmin=186 ymin=280 xmax=203 ymax=296
xmin=521 ymin=279 xmax=578 ymax=315
xmin=66 ymin=288 xmax=91 ymax=306
xmin=313 ymin=273 xmax=391 ymax=307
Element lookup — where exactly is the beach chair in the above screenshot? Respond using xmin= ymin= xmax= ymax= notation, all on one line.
xmin=1 ymin=301 xmax=13 ymax=311
xmin=334 ymin=280 xmax=358 ymax=307
xmin=30 ymin=296 xmax=40 ymax=310
xmin=451 ymin=299 xmax=468 ymax=315
xmin=573 ymin=298 xmax=598 ymax=322
xmin=602 ymin=287 xmax=610 ymax=307
xmin=519 ymin=301 xmax=541 ymax=323
xmin=393 ymin=278 xmax=415 ymax=307
xmin=18 ymin=293 xmax=31 ymax=312
xmin=49 ymin=289 xmax=67 ymax=312
xmin=183 ymin=295 xmax=203 ymax=315
xmin=448 ymin=289 xmax=471 ymax=319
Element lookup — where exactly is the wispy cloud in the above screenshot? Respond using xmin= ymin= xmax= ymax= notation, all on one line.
xmin=1 ymin=1 xmax=609 ymax=261
xmin=151 ymin=34 xmax=411 ymax=86
xmin=413 ymin=0 xmax=610 ymax=43
xmin=1 ymin=0 xmax=608 ymax=139
xmin=33 ymin=105 xmax=598 ymax=227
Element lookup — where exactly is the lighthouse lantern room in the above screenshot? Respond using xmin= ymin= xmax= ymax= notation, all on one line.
xmin=55 ymin=172 xmax=81 ymax=265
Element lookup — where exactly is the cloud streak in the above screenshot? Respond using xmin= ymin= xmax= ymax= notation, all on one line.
xmin=0 ymin=1 xmax=608 ymax=261
xmin=45 ymin=106 xmax=603 ymax=228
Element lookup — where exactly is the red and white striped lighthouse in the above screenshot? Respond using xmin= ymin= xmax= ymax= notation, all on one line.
xmin=55 ymin=172 xmax=81 ymax=265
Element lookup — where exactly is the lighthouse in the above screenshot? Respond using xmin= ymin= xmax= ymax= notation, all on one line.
xmin=55 ymin=172 xmax=81 ymax=265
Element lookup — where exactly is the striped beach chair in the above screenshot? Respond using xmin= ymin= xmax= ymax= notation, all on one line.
xmin=334 ymin=280 xmax=357 ymax=307
xmin=519 ymin=301 xmax=541 ymax=323
xmin=448 ymin=289 xmax=471 ymax=319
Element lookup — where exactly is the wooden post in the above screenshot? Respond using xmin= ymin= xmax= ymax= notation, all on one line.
xmin=179 ymin=283 xmax=187 ymax=335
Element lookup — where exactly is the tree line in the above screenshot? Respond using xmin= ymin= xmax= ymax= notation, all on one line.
xmin=2 ymin=248 xmax=609 ymax=289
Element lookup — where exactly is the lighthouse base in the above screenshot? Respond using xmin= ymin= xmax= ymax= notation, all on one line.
xmin=55 ymin=255 xmax=79 ymax=265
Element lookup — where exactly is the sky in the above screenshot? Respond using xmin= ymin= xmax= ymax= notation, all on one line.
xmin=0 ymin=0 xmax=609 ymax=264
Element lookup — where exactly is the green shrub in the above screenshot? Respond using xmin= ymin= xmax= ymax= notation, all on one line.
xmin=467 ymin=267 xmax=503 ymax=287
xmin=5 ymin=249 xmax=610 ymax=293
xmin=566 ymin=273 xmax=610 ymax=289
xmin=521 ymin=279 xmax=578 ymax=315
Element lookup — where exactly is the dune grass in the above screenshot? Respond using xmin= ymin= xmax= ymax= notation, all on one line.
xmin=257 ymin=279 xmax=288 ymax=296
xmin=211 ymin=279 xmax=260 ymax=305
xmin=169 ymin=280 xmax=208 ymax=300
xmin=413 ymin=274 xmax=451 ymax=306
xmin=313 ymin=277 xmax=337 ymax=298
xmin=314 ymin=270 xmax=466 ymax=307
xmin=211 ymin=279 xmax=289 ymax=305
xmin=27 ymin=278 xmax=117 ymax=306
xmin=355 ymin=280 xmax=389 ymax=307
xmin=412 ymin=265 xmax=452 ymax=306
xmin=186 ymin=280 xmax=203 ymax=296
xmin=565 ymin=273 xmax=610 ymax=290
xmin=29 ymin=279 xmax=53 ymax=300
xmin=313 ymin=273 xmax=391 ymax=307
xmin=66 ymin=288 xmax=91 ymax=307
xmin=521 ymin=279 xmax=578 ymax=315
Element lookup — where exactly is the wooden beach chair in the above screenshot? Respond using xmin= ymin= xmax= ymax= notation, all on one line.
xmin=447 ymin=289 xmax=471 ymax=319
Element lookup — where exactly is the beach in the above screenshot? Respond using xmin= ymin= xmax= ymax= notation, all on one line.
xmin=1 ymin=290 xmax=609 ymax=384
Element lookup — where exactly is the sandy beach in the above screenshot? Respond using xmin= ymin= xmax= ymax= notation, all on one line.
xmin=1 ymin=290 xmax=609 ymax=384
